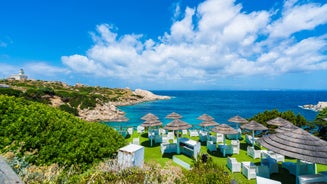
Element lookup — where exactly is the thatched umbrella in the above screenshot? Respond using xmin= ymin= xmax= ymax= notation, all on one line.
xmin=228 ymin=115 xmax=248 ymax=139
xmin=211 ymin=124 xmax=238 ymax=145
xmin=141 ymin=113 xmax=159 ymax=121
xmin=275 ymin=123 xmax=299 ymax=133
xmin=199 ymin=120 xmax=219 ymax=127
xmin=267 ymin=117 xmax=292 ymax=127
xmin=140 ymin=119 xmax=162 ymax=127
xmin=197 ymin=114 xmax=214 ymax=121
xmin=141 ymin=119 xmax=163 ymax=146
xmin=164 ymin=119 xmax=192 ymax=154
xmin=259 ymin=128 xmax=327 ymax=183
xmin=211 ymin=124 xmax=238 ymax=157
xmin=241 ymin=120 xmax=268 ymax=147
xmin=165 ymin=112 xmax=182 ymax=119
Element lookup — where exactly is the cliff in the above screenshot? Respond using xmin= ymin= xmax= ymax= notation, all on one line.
xmin=299 ymin=101 xmax=327 ymax=112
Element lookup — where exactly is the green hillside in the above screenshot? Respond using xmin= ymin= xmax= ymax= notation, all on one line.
xmin=0 ymin=95 xmax=125 ymax=169
xmin=0 ymin=79 xmax=142 ymax=116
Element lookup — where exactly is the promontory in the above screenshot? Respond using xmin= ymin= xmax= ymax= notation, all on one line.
xmin=0 ymin=79 xmax=171 ymax=122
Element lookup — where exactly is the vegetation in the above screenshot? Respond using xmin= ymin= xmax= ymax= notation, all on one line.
xmin=0 ymin=79 xmax=143 ymax=115
xmin=314 ymin=107 xmax=327 ymax=140
xmin=250 ymin=109 xmax=309 ymax=127
xmin=0 ymin=95 xmax=125 ymax=169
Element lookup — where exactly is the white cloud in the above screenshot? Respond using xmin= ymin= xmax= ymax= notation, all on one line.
xmin=61 ymin=0 xmax=327 ymax=88
xmin=268 ymin=1 xmax=327 ymax=38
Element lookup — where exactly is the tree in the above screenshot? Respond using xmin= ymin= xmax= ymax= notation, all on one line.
xmin=314 ymin=107 xmax=327 ymax=140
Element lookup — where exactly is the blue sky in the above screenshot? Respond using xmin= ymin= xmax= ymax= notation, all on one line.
xmin=1 ymin=0 xmax=327 ymax=90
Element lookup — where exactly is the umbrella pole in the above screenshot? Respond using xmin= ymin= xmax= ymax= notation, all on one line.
xmin=236 ymin=124 xmax=239 ymax=140
xmin=252 ymin=130 xmax=255 ymax=148
xmin=177 ymin=130 xmax=180 ymax=154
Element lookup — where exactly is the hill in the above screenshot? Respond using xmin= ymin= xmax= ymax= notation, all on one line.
xmin=0 ymin=79 xmax=170 ymax=121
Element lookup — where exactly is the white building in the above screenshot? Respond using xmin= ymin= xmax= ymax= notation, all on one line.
xmin=8 ymin=69 xmax=28 ymax=80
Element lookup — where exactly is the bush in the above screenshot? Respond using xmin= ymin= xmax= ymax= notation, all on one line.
xmin=0 ymin=95 xmax=126 ymax=169
xmin=181 ymin=154 xmax=232 ymax=184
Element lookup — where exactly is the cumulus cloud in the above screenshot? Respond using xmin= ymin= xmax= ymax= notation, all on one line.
xmin=62 ymin=0 xmax=327 ymax=87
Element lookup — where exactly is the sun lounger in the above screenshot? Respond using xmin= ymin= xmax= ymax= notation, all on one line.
xmin=261 ymin=156 xmax=279 ymax=174
xmin=137 ymin=126 xmax=144 ymax=134
xmin=247 ymin=146 xmax=261 ymax=159
xmin=282 ymin=161 xmax=316 ymax=176
xmin=298 ymin=173 xmax=327 ymax=184
xmin=189 ymin=129 xmax=199 ymax=137
xmin=207 ymin=140 xmax=217 ymax=152
xmin=256 ymin=165 xmax=270 ymax=179
xmin=127 ymin=127 xmax=133 ymax=135
xmin=242 ymin=162 xmax=257 ymax=180
xmin=216 ymin=133 xmax=224 ymax=144
xmin=227 ymin=157 xmax=241 ymax=173
xmin=231 ymin=140 xmax=240 ymax=154
xmin=256 ymin=176 xmax=281 ymax=184
xmin=132 ymin=137 xmax=140 ymax=145
xmin=261 ymin=150 xmax=285 ymax=162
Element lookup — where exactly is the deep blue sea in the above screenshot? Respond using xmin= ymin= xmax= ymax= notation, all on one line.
xmin=106 ymin=90 xmax=327 ymax=128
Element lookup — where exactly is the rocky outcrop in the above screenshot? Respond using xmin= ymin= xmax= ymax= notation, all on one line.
xmin=133 ymin=89 xmax=170 ymax=101
xmin=79 ymin=89 xmax=170 ymax=122
xmin=299 ymin=101 xmax=327 ymax=111
xmin=78 ymin=102 xmax=126 ymax=122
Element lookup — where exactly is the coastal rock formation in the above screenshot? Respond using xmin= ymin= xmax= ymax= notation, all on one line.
xmin=79 ymin=102 xmax=126 ymax=122
xmin=79 ymin=89 xmax=170 ymax=122
xmin=133 ymin=89 xmax=171 ymax=101
xmin=300 ymin=101 xmax=327 ymax=111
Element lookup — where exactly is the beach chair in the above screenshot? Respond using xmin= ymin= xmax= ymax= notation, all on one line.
xmin=227 ymin=157 xmax=241 ymax=173
xmin=242 ymin=162 xmax=257 ymax=180
xmin=127 ymin=127 xmax=133 ymax=135
xmin=216 ymin=133 xmax=224 ymax=144
xmin=167 ymin=132 xmax=174 ymax=141
xmin=256 ymin=165 xmax=270 ymax=179
xmin=247 ymin=146 xmax=261 ymax=159
xmin=256 ymin=176 xmax=281 ymax=184
xmin=137 ymin=126 xmax=144 ymax=134
xmin=189 ymin=129 xmax=199 ymax=137
xmin=182 ymin=129 xmax=188 ymax=135
xmin=231 ymin=140 xmax=240 ymax=154
xmin=207 ymin=140 xmax=217 ymax=152
xmin=261 ymin=156 xmax=279 ymax=174
xmin=132 ymin=137 xmax=140 ymax=145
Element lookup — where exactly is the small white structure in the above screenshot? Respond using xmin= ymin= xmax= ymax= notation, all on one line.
xmin=118 ymin=144 xmax=144 ymax=169
xmin=8 ymin=69 xmax=28 ymax=81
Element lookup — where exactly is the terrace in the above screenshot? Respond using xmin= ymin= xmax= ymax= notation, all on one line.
xmin=125 ymin=130 xmax=327 ymax=184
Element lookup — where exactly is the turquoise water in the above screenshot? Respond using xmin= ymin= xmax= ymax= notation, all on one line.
xmin=106 ymin=90 xmax=327 ymax=128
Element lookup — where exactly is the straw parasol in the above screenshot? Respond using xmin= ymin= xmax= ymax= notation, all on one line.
xmin=275 ymin=123 xmax=299 ymax=133
xmin=165 ymin=112 xmax=182 ymax=119
xmin=164 ymin=119 xmax=192 ymax=154
xmin=197 ymin=114 xmax=214 ymax=121
xmin=228 ymin=115 xmax=248 ymax=124
xmin=141 ymin=113 xmax=159 ymax=121
xmin=241 ymin=120 xmax=268 ymax=147
xmin=228 ymin=115 xmax=248 ymax=139
xmin=140 ymin=119 xmax=162 ymax=127
xmin=211 ymin=124 xmax=238 ymax=145
xmin=141 ymin=119 xmax=162 ymax=146
xmin=211 ymin=124 xmax=238 ymax=157
xmin=259 ymin=128 xmax=327 ymax=183
xmin=267 ymin=117 xmax=292 ymax=127
xmin=199 ymin=120 xmax=219 ymax=127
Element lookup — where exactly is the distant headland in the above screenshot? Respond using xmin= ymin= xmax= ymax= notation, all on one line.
xmin=299 ymin=101 xmax=327 ymax=112
xmin=0 ymin=79 xmax=170 ymax=122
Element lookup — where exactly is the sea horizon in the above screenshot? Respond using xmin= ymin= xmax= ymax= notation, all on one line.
xmin=106 ymin=90 xmax=327 ymax=129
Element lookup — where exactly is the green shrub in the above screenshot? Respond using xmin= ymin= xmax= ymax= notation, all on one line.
xmin=0 ymin=95 xmax=126 ymax=169
xmin=181 ymin=155 xmax=232 ymax=184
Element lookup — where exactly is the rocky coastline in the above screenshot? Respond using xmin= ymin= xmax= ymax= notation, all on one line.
xmin=299 ymin=101 xmax=327 ymax=112
xmin=78 ymin=89 xmax=170 ymax=122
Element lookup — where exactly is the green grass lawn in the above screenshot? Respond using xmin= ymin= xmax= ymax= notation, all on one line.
xmin=125 ymin=131 xmax=327 ymax=184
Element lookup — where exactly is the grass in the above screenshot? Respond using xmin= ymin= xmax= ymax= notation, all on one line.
xmin=125 ymin=131 xmax=327 ymax=184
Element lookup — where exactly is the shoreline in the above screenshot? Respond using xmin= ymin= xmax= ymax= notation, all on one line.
xmin=79 ymin=89 xmax=171 ymax=122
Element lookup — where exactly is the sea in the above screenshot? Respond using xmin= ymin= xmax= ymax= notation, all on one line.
xmin=106 ymin=90 xmax=327 ymax=129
